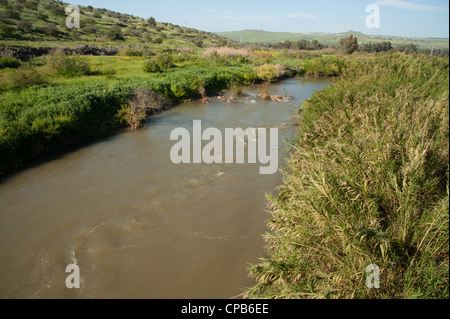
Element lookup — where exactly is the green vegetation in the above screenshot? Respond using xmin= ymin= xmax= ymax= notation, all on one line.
xmin=143 ymin=53 xmax=174 ymax=73
xmin=46 ymin=50 xmax=91 ymax=77
xmin=0 ymin=42 xmax=349 ymax=174
xmin=0 ymin=0 xmax=229 ymax=48
xmin=339 ymin=35 xmax=359 ymax=55
xmin=0 ymin=57 xmax=20 ymax=69
xmin=0 ymin=0 xmax=447 ymax=300
xmin=218 ymin=30 xmax=449 ymax=51
xmin=245 ymin=53 xmax=449 ymax=299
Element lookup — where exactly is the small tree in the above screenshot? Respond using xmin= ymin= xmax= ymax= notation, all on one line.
xmin=144 ymin=33 xmax=152 ymax=43
xmin=50 ymin=4 xmax=65 ymax=16
xmin=3 ymin=8 xmax=20 ymax=20
xmin=107 ymin=25 xmax=124 ymax=41
xmin=17 ymin=19 xmax=32 ymax=32
xmin=0 ymin=22 xmax=14 ymax=39
xmin=93 ymin=9 xmax=102 ymax=19
xmin=143 ymin=53 xmax=173 ymax=73
xmin=37 ymin=11 xmax=49 ymax=21
xmin=339 ymin=35 xmax=359 ymax=55
xmin=45 ymin=23 xmax=59 ymax=37
xmin=147 ymin=17 xmax=156 ymax=27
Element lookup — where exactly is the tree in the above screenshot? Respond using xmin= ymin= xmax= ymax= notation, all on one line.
xmin=147 ymin=17 xmax=156 ymax=27
xmin=299 ymin=40 xmax=309 ymax=50
xmin=339 ymin=35 xmax=359 ymax=55
xmin=93 ymin=9 xmax=102 ymax=19
xmin=144 ymin=33 xmax=152 ymax=43
xmin=50 ymin=4 xmax=65 ymax=15
xmin=17 ymin=19 xmax=32 ymax=32
xmin=37 ymin=11 xmax=49 ymax=21
xmin=45 ymin=23 xmax=59 ymax=37
xmin=193 ymin=38 xmax=203 ymax=48
xmin=24 ymin=1 xmax=38 ymax=10
xmin=2 ymin=8 xmax=20 ymax=20
xmin=0 ymin=22 xmax=14 ymax=39
xmin=311 ymin=40 xmax=323 ymax=50
xmin=107 ymin=25 xmax=124 ymax=41
xmin=396 ymin=43 xmax=418 ymax=54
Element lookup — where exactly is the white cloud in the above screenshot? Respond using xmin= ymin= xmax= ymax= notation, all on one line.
xmin=284 ymin=12 xmax=318 ymax=19
xmin=375 ymin=0 xmax=449 ymax=12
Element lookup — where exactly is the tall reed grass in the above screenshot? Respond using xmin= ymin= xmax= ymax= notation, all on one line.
xmin=246 ymin=53 xmax=449 ymax=299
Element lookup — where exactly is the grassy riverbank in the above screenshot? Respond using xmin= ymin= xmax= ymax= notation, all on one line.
xmin=0 ymin=48 xmax=345 ymax=175
xmin=245 ymin=53 xmax=449 ymax=299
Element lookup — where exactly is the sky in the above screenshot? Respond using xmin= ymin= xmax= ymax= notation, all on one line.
xmin=72 ymin=0 xmax=449 ymax=38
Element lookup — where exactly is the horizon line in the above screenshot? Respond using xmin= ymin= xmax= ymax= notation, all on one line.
xmin=215 ymin=29 xmax=450 ymax=40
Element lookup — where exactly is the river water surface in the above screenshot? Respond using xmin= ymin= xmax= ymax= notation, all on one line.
xmin=0 ymin=77 xmax=329 ymax=299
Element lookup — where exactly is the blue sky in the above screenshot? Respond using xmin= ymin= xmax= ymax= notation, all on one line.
xmin=72 ymin=0 xmax=449 ymax=38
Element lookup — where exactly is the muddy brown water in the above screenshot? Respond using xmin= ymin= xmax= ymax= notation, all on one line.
xmin=0 ymin=78 xmax=329 ymax=299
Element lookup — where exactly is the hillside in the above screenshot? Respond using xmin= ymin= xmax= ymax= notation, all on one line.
xmin=218 ymin=30 xmax=449 ymax=50
xmin=0 ymin=0 xmax=230 ymax=48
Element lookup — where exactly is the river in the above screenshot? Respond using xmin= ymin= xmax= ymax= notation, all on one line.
xmin=0 ymin=77 xmax=329 ymax=299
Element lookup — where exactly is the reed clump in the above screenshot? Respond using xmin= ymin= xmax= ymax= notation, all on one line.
xmin=203 ymin=47 xmax=255 ymax=59
xmin=246 ymin=53 xmax=449 ymax=299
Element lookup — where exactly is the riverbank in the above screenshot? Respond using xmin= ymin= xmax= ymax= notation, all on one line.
xmin=0 ymin=77 xmax=330 ymax=299
xmin=245 ymin=53 xmax=449 ymax=299
xmin=0 ymin=50 xmax=346 ymax=176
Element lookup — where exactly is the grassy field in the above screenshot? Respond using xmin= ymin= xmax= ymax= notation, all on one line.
xmin=218 ymin=30 xmax=449 ymax=50
xmin=245 ymin=53 xmax=449 ymax=299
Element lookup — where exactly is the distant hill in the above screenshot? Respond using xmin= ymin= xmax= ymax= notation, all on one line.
xmin=218 ymin=30 xmax=449 ymax=50
xmin=0 ymin=0 xmax=231 ymax=48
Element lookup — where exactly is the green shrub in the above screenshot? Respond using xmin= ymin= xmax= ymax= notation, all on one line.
xmin=0 ymin=82 xmax=130 ymax=173
xmin=254 ymin=64 xmax=286 ymax=83
xmin=0 ymin=57 xmax=20 ymax=69
xmin=107 ymin=25 xmax=124 ymax=41
xmin=303 ymin=56 xmax=346 ymax=76
xmin=46 ymin=50 xmax=91 ymax=77
xmin=143 ymin=53 xmax=173 ymax=73
xmin=0 ymin=22 xmax=14 ymax=39
xmin=92 ymin=9 xmax=102 ymax=19
xmin=8 ymin=63 xmax=46 ymax=87
xmin=119 ymin=47 xmax=145 ymax=57
xmin=143 ymin=58 xmax=161 ymax=73
xmin=44 ymin=23 xmax=59 ymax=37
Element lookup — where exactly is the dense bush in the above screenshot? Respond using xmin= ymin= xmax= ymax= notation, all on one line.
xmin=254 ymin=64 xmax=286 ymax=82
xmin=143 ymin=53 xmax=174 ymax=73
xmin=0 ymin=57 xmax=20 ymax=69
xmin=303 ymin=56 xmax=346 ymax=76
xmin=107 ymin=25 xmax=124 ymax=41
xmin=119 ymin=47 xmax=145 ymax=57
xmin=0 ymin=82 xmax=130 ymax=173
xmin=46 ymin=50 xmax=91 ymax=77
xmin=5 ymin=63 xmax=47 ymax=88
